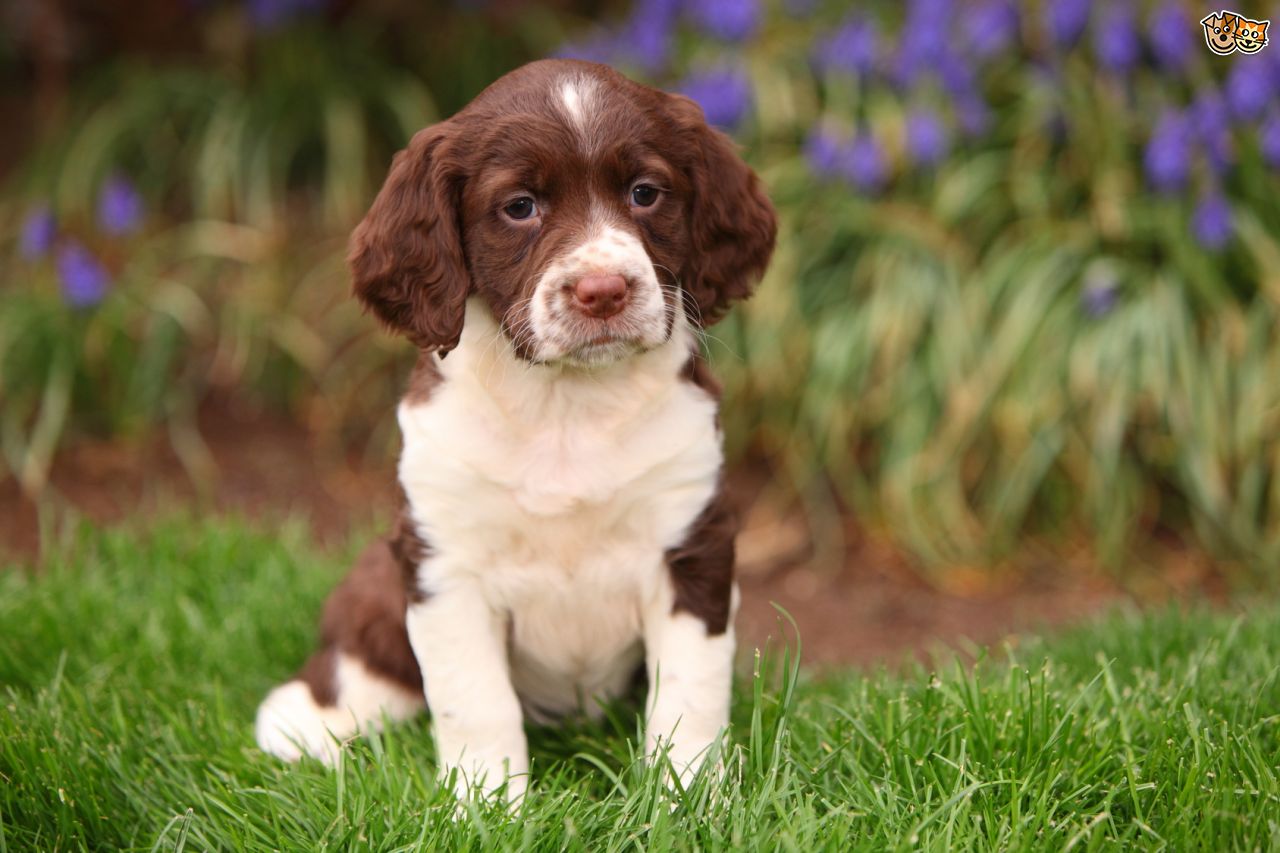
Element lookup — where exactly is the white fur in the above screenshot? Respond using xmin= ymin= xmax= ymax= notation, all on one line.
xmin=558 ymin=75 xmax=599 ymax=150
xmin=398 ymin=299 xmax=726 ymax=797
xmin=255 ymin=653 xmax=425 ymax=766
xmin=527 ymin=224 xmax=670 ymax=364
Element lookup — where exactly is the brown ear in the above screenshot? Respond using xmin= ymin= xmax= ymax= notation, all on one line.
xmin=348 ymin=124 xmax=470 ymax=353
xmin=670 ymin=95 xmax=777 ymax=326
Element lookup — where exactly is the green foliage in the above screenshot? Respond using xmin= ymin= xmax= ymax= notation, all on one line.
xmin=2 ymin=519 xmax=1279 ymax=849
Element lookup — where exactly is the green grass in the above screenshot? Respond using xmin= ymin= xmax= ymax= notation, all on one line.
xmin=2 ymin=519 xmax=1278 ymax=850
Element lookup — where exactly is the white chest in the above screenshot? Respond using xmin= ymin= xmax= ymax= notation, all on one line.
xmin=395 ymin=326 xmax=721 ymax=716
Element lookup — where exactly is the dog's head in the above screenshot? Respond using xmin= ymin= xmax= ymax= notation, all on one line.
xmin=348 ymin=59 xmax=776 ymax=366
xmin=1201 ymin=12 xmax=1239 ymax=54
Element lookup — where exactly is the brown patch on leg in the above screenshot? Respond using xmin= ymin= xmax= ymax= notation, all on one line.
xmin=666 ymin=480 xmax=737 ymax=635
xmin=389 ymin=503 xmax=432 ymax=604
xmin=296 ymin=536 xmax=426 ymax=706
xmin=297 ymin=646 xmax=338 ymax=705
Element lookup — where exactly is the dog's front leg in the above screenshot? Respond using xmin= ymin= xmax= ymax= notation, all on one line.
xmin=642 ymin=585 xmax=737 ymax=787
xmin=406 ymin=584 xmax=528 ymax=803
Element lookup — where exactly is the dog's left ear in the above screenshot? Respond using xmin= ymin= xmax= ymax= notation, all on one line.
xmin=668 ymin=95 xmax=777 ymax=326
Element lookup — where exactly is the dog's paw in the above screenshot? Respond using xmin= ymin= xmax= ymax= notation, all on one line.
xmin=254 ymin=680 xmax=347 ymax=766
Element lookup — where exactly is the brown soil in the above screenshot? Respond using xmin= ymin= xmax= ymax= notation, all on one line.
xmin=0 ymin=401 xmax=1219 ymax=668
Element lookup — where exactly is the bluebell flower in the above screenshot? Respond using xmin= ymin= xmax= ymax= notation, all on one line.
xmin=679 ymin=67 xmax=752 ymax=129
xmin=1148 ymin=4 xmax=1194 ymax=70
xmin=840 ymin=134 xmax=887 ymax=191
xmin=1192 ymin=192 xmax=1232 ymax=249
xmin=56 ymin=242 xmax=111 ymax=308
xmin=905 ymin=109 xmax=949 ymax=166
xmin=98 ymin=174 xmax=144 ymax=236
xmin=902 ymin=0 xmax=953 ymax=63
xmin=687 ymin=0 xmax=759 ymax=43
xmin=1094 ymin=5 xmax=1140 ymax=73
xmin=961 ymin=0 xmax=1019 ymax=60
xmin=1144 ymin=110 xmax=1192 ymax=192
xmin=937 ymin=49 xmax=984 ymax=105
xmin=616 ymin=0 xmax=681 ymax=71
xmin=19 ymin=203 xmax=56 ymax=261
xmin=813 ymin=15 xmax=879 ymax=76
xmin=804 ymin=126 xmax=844 ymax=177
xmin=1081 ymin=276 xmax=1119 ymax=318
xmin=1261 ymin=113 xmax=1280 ymax=168
xmin=1225 ymin=60 xmax=1273 ymax=122
xmin=1045 ymin=0 xmax=1090 ymax=48
xmin=1190 ymin=90 xmax=1233 ymax=174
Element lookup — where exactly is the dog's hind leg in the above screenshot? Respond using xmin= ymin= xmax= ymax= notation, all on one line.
xmin=255 ymin=539 xmax=426 ymax=765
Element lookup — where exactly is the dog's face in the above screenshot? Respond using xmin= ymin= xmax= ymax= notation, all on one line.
xmin=349 ymin=59 xmax=776 ymax=366
xmin=1201 ymin=12 xmax=1239 ymax=54
xmin=1234 ymin=17 xmax=1268 ymax=53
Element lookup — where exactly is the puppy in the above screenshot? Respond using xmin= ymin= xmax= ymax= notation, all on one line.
xmin=255 ymin=59 xmax=777 ymax=801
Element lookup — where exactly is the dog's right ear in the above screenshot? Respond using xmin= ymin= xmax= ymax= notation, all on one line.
xmin=348 ymin=124 xmax=470 ymax=353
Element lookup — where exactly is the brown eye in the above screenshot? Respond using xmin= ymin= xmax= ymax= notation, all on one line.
xmin=504 ymin=197 xmax=537 ymax=221
xmin=630 ymin=184 xmax=660 ymax=208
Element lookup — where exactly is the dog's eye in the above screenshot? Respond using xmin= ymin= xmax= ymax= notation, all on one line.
xmin=630 ymin=184 xmax=660 ymax=208
xmin=503 ymin=197 xmax=538 ymax=221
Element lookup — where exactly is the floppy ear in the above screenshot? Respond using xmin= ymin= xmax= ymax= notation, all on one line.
xmin=348 ymin=124 xmax=470 ymax=353
xmin=669 ymin=95 xmax=777 ymax=326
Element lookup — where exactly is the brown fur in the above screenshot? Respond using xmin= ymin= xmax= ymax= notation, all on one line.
xmin=296 ymin=537 xmax=425 ymax=704
xmin=346 ymin=59 xmax=776 ymax=360
xmin=665 ymin=480 xmax=737 ymax=635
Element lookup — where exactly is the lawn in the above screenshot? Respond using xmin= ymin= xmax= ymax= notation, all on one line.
xmin=1 ymin=519 xmax=1277 ymax=851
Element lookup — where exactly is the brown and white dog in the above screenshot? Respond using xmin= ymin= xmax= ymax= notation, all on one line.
xmin=254 ymin=58 xmax=776 ymax=801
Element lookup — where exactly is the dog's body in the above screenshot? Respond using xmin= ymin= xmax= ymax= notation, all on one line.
xmin=255 ymin=59 xmax=775 ymax=800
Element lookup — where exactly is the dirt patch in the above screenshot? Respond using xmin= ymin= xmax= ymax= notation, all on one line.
xmin=0 ymin=401 xmax=1220 ymax=667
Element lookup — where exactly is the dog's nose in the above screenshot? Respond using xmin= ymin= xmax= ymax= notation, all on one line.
xmin=573 ymin=274 xmax=629 ymax=319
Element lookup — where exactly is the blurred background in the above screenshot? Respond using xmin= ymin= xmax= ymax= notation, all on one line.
xmin=2 ymin=0 xmax=1278 ymax=661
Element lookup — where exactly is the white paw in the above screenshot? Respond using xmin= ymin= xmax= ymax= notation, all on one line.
xmin=254 ymin=680 xmax=347 ymax=766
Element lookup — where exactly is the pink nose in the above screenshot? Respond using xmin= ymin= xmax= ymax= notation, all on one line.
xmin=573 ymin=274 xmax=629 ymax=319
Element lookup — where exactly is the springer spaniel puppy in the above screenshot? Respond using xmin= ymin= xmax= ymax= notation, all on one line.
xmin=254 ymin=58 xmax=776 ymax=801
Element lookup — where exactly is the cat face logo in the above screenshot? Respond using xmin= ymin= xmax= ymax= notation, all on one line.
xmin=1234 ymin=16 xmax=1269 ymax=52
xmin=1201 ymin=11 xmax=1240 ymax=54
xmin=1201 ymin=10 xmax=1269 ymax=54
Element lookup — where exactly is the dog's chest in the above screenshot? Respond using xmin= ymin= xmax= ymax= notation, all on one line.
xmin=396 ymin=367 xmax=721 ymax=713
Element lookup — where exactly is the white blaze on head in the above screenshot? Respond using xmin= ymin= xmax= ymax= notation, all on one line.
xmin=558 ymin=76 xmax=599 ymax=151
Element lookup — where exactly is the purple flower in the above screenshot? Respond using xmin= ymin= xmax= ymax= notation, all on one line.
xmin=1190 ymin=90 xmax=1233 ymax=174
xmin=98 ymin=174 xmax=144 ymax=236
xmin=619 ymin=0 xmax=681 ymax=71
xmin=840 ymin=134 xmax=887 ymax=191
xmin=1261 ymin=113 xmax=1280 ymax=168
xmin=1094 ymin=5 xmax=1140 ymax=73
xmin=812 ymin=15 xmax=879 ymax=76
xmin=905 ymin=109 xmax=949 ymax=166
xmin=1148 ymin=5 xmax=1194 ymax=70
xmin=1081 ymin=276 xmax=1119 ymax=317
xmin=1225 ymin=60 xmax=1273 ymax=122
xmin=1144 ymin=110 xmax=1192 ymax=192
xmin=937 ymin=49 xmax=978 ymax=98
xmin=679 ymin=66 xmax=752 ymax=129
xmin=1046 ymin=0 xmax=1091 ymax=48
xmin=19 ymin=203 xmax=56 ymax=260
xmin=804 ymin=126 xmax=844 ymax=176
xmin=56 ymin=242 xmax=111 ymax=308
xmin=903 ymin=0 xmax=953 ymax=62
xmin=1192 ymin=193 xmax=1233 ymax=249
xmin=687 ymin=0 xmax=759 ymax=42
xmin=962 ymin=0 xmax=1019 ymax=59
